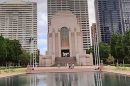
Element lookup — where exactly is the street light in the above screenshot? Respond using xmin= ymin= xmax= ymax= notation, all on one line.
xmin=93 ymin=32 xmax=100 ymax=67
xmin=29 ymin=37 xmax=36 ymax=68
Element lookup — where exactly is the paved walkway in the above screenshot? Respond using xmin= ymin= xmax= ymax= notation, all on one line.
xmin=27 ymin=66 xmax=97 ymax=73
xmin=27 ymin=66 xmax=130 ymax=76
xmin=1 ymin=66 xmax=130 ymax=78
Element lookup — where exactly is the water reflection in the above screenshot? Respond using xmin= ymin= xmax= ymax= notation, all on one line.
xmin=95 ymin=72 xmax=103 ymax=86
xmin=46 ymin=72 xmax=96 ymax=86
xmin=0 ymin=72 xmax=130 ymax=86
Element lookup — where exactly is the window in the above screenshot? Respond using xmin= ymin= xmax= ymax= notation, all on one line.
xmin=60 ymin=27 xmax=69 ymax=49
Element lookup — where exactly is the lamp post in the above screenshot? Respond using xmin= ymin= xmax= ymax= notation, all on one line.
xmin=93 ymin=32 xmax=100 ymax=67
xmin=29 ymin=37 xmax=35 ymax=68
xmin=18 ymin=60 xmax=20 ymax=67
xmin=127 ymin=46 xmax=130 ymax=65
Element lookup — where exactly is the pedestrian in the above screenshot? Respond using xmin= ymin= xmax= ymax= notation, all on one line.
xmin=69 ymin=64 xmax=71 ymax=69
xmin=72 ymin=64 xmax=74 ymax=69
xmin=67 ymin=63 xmax=69 ymax=68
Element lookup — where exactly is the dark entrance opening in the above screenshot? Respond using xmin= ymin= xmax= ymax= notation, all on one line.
xmin=61 ymin=49 xmax=70 ymax=57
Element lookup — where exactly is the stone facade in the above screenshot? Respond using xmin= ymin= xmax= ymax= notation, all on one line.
xmin=39 ymin=11 xmax=93 ymax=66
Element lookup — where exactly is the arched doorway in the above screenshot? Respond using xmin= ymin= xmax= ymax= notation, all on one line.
xmin=60 ymin=27 xmax=70 ymax=57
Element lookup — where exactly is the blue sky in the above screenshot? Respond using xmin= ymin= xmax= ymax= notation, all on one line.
xmin=4 ymin=0 xmax=95 ymax=55
xmin=37 ymin=0 xmax=48 ymax=55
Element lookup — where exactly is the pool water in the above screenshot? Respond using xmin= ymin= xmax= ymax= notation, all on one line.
xmin=0 ymin=72 xmax=130 ymax=86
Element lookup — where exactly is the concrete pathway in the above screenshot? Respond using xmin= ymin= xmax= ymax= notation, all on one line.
xmin=27 ymin=66 xmax=97 ymax=73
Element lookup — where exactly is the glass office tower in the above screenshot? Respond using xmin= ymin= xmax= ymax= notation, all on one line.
xmin=95 ymin=0 xmax=122 ymax=43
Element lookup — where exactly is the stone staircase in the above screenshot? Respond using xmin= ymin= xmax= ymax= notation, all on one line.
xmin=54 ymin=57 xmax=77 ymax=66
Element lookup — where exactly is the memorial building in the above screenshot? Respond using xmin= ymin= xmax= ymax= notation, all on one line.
xmin=39 ymin=11 xmax=93 ymax=66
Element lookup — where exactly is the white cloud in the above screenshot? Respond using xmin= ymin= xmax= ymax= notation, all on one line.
xmin=37 ymin=12 xmax=47 ymax=37
xmin=38 ymin=38 xmax=47 ymax=47
xmin=38 ymin=38 xmax=47 ymax=55
xmin=37 ymin=0 xmax=48 ymax=55
xmin=88 ymin=0 xmax=96 ymax=26
xmin=39 ymin=47 xmax=47 ymax=55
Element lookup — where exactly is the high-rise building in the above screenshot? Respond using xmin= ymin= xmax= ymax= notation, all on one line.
xmin=0 ymin=0 xmax=37 ymax=53
xmin=120 ymin=0 xmax=130 ymax=32
xmin=48 ymin=0 xmax=91 ymax=52
xmin=95 ymin=0 xmax=122 ymax=43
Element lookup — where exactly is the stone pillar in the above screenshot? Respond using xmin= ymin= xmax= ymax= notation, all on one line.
xmin=90 ymin=53 xmax=94 ymax=65
xmin=78 ymin=32 xmax=83 ymax=54
xmin=52 ymin=31 xmax=55 ymax=64
xmin=76 ymin=54 xmax=80 ymax=65
xmin=55 ymin=33 xmax=59 ymax=57
xmin=47 ymin=34 xmax=49 ymax=53
xmin=58 ymin=32 xmax=61 ymax=57
xmin=69 ymin=31 xmax=72 ymax=57
xmin=48 ymin=33 xmax=52 ymax=55
xmin=52 ymin=32 xmax=55 ymax=54
xmin=75 ymin=31 xmax=78 ymax=54
xmin=52 ymin=55 xmax=55 ymax=65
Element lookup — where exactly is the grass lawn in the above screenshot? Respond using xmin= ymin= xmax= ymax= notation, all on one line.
xmin=104 ymin=66 xmax=130 ymax=71
xmin=0 ymin=67 xmax=26 ymax=74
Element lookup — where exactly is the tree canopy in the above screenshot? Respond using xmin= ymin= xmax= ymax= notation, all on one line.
xmin=0 ymin=36 xmax=31 ymax=66
xmin=91 ymin=30 xmax=130 ymax=64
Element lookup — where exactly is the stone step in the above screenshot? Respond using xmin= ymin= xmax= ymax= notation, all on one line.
xmin=54 ymin=57 xmax=77 ymax=66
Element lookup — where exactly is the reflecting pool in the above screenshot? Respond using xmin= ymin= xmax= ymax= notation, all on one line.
xmin=0 ymin=72 xmax=130 ymax=86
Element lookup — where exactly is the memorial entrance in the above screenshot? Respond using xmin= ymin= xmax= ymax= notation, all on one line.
xmin=61 ymin=49 xmax=70 ymax=57
xmin=60 ymin=27 xmax=70 ymax=57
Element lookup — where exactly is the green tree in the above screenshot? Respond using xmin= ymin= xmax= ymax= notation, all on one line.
xmin=107 ymin=54 xmax=115 ymax=64
xmin=4 ymin=39 xmax=22 ymax=64
xmin=122 ymin=30 xmax=130 ymax=63
xmin=36 ymin=49 xmax=40 ymax=63
xmin=99 ymin=43 xmax=110 ymax=63
xmin=0 ymin=36 xmax=24 ymax=66
xmin=0 ymin=36 xmax=7 ymax=63
xmin=91 ymin=30 xmax=130 ymax=64
xmin=19 ymin=49 xmax=30 ymax=66
xmin=123 ymin=31 xmax=130 ymax=57
xmin=110 ymin=34 xmax=125 ymax=63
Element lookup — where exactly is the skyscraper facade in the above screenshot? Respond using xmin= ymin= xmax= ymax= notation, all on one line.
xmin=95 ymin=0 xmax=122 ymax=43
xmin=120 ymin=0 xmax=130 ymax=32
xmin=48 ymin=0 xmax=91 ymax=52
xmin=0 ymin=0 xmax=37 ymax=53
